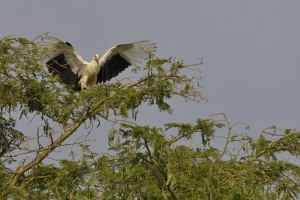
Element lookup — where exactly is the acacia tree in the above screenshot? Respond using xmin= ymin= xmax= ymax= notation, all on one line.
xmin=0 ymin=35 xmax=300 ymax=199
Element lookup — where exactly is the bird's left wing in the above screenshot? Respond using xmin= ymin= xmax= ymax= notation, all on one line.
xmin=97 ymin=40 xmax=156 ymax=83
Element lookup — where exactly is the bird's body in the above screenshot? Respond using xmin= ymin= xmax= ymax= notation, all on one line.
xmin=38 ymin=36 xmax=156 ymax=89
xmin=78 ymin=55 xmax=100 ymax=89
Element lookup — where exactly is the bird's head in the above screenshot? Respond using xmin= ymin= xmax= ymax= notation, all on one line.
xmin=93 ymin=54 xmax=100 ymax=61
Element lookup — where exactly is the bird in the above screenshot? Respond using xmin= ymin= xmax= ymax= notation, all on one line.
xmin=38 ymin=36 xmax=156 ymax=90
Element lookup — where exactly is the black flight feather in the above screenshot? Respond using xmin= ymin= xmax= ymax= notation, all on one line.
xmin=46 ymin=52 xmax=80 ymax=87
xmin=97 ymin=53 xmax=130 ymax=83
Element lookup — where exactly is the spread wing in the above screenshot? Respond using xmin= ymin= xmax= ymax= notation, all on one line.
xmin=38 ymin=36 xmax=88 ymax=86
xmin=97 ymin=41 xmax=156 ymax=83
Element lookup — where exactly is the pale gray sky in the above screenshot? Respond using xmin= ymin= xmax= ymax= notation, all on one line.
xmin=1 ymin=1 xmax=299 ymax=158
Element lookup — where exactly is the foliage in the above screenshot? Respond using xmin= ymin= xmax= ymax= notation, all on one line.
xmin=0 ymin=35 xmax=299 ymax=199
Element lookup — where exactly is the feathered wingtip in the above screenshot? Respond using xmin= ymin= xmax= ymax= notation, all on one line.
xmin=37 ymin=36 xmax=62 ymax=44
xmin=123 ymin=41 xmax=157 ymax=64
xmin=132 ymin=40 xmax=157 ymax=53
xmin=37 ymin=36 xmax=69 ymax=61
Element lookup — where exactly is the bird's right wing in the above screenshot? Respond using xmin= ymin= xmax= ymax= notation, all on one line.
xmin=38 ymin=36 xmax=88 ymax=76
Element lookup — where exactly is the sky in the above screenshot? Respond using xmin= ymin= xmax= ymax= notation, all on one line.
xmin=1 ymin=1 xmax=299 ymax=161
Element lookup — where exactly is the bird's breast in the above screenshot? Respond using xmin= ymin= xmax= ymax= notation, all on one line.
xmin=87 ymin=61 xmax=101 ymax=75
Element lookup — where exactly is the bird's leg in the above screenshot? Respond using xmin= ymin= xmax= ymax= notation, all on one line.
xmin=80 ymin=76 xmax=88 ymax=90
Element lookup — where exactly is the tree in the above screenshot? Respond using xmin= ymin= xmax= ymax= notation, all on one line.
xmin=0 ymin=35 xmax=300 ymax=199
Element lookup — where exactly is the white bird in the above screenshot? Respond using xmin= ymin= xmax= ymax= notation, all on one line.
xmin=38 ymin=36 xmax=156 ymax=90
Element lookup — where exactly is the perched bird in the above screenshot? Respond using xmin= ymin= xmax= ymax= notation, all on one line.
xmin=38 ymin=36 xmax=156 ymax=90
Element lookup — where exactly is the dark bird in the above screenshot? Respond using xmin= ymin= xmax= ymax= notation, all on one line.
xmin=38 ymin=36 xmax=156 ymax=89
